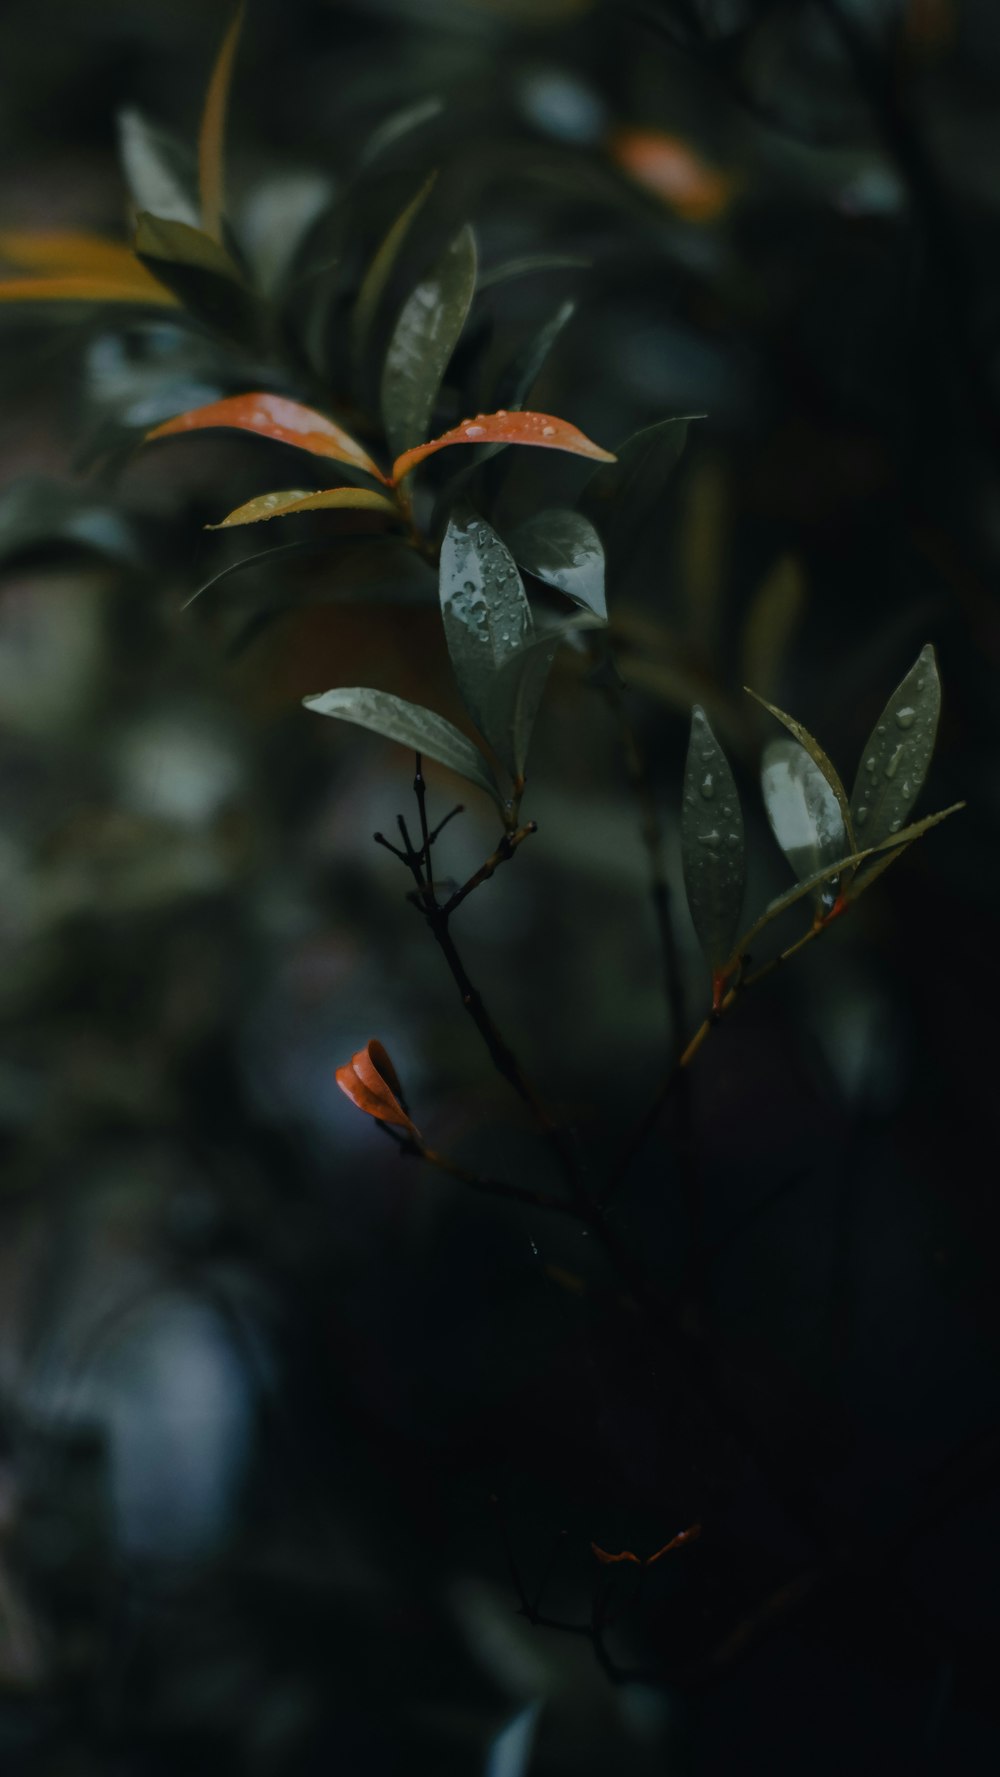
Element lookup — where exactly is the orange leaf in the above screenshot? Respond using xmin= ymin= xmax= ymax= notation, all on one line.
xmin=591 ymin=1523 xmax=701 ymax=1566
xmin=335 ymin=1039 xmax=419 ymax=1137
xmin=199 ymin=1 xmax=245 ymax=241
xmin=610 ymin=129 xmax=734 ymax=223
xmin=145 ymin=392 xmax=389 ymax=482
xmin=391 ymin=409 xmax=616 ymax=485
xmin=0 ymin=271 xmax=176 ymax=306
xmin=206 ymin=486 xmax=401 ymax=529
xmin=0 ymin=230 xmax=165 ymax=288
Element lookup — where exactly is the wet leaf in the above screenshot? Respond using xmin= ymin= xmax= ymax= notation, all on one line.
xmin=335 ymin=1038 xmax=419 ymax=1137
xmin=747 ymin=686 xmax=854 ymax=851
xmin=188 ymin=535 xmax=436 ymax=611
xmin=117 ymin=109 xmax=200 ymax=227
xmin=207 ymin=486 xmax=400 ymax=529
xmin=477 ymin=253 xmax=591 ymax=291
xmin=302 ymin=685 xmax=503 ymax=811
xmin=506 ymin=509 xmax=606 ymax=620
xmin=484 ymin=615 xmax=604 ymax=778
xmin=132 ymin=212 xmax=256 ymax=341
xmin=198 ymin=2 xmax=245 ymax=241
xmin=439 ymin=513 xmax=534 ymax=774
xmin=681 ymin=705 xmax=746 ymax=976
xmin=351 ymin=173 xmax=438 ymax=379
xmin=145 ymin=390 xmax=386 ymax=481
xmin=381 ymin=222 xmax=478 ymax=458
xmin=393 ymin=407 xmax=614 ymax=485
xmin=580 ymin=416 xmax=696 ymax=573
xmin=760 ymin=736 xmax=847 ymax=915
xmin=849 ymin=643 xmax=941 ymax=847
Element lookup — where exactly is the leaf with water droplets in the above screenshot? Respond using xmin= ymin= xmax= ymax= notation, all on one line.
xmin=335 ymin=1038 xmax=419 ymax=1137
xmin=506 ymin=509 xmax=606 ymax=621
xmin=145 ymin=390 xmax=387 ymax=481
xmin=681 ymin=706 xmax=746 ymax=976
xmin=761 ymin=737 xmax=846 ymax=915
xmin=482 ymin=614 xmax=603 ymax=781
xmin=747 ymin=685 xmax=854 ymax=852
xmin=439 ymin=513 xmax=534 ymax=775
xmin=207 ymin=486 xmax=400 ymax=529
xmin=302 ymin=685 xmax=503 ymax=811
xmin=381 ymin=223 xmax=477 ymax=459
xmin=392 ymin=408 xmax=615 ymax=485
xmin=495 ymin=299 xmax=576 ymax=412
xmin=849 ymin=644 xmax=941 ymax=848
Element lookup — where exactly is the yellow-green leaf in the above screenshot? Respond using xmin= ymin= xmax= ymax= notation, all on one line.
xmin=198 ymin=1 xmax=245 ymax=241
xmin=207 ymin=486 xmax=401 ymax=529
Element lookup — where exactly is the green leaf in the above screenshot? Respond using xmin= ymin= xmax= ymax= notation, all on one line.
xmin=133 ymin=213 xmax=257 ymax=344
xmin=118 ymin=109 xmax=200 ymax=228
xmin=302 ymin=685 xmax=502 ymax=810
xmin=484 ymin=614 xmax=604 ymax=779
xmin=495 ymin=299 xmax=575 ymax=414
xmin=681 ymin=706 xmax=746 ymax=974
xmin=351 ymin=173 xmax=438 ymax=382
xmin=849 ymin=644 xmax=941 ymax=847
xmin=505 ymin=509 xmax=606 ymax=621
xmin=381 ymin=223 xmax=477 ymax=458
xmin=760 ymin=737 xmax=847 ymax=915
xmin=747 ymin=686 xmax=855 ymax=852
xmin=477 ymin=254 xmax=591 ymax=292
xmin=439 ymin=512 xmax=534 ymax=774
xmin=580 ymin=415 xmax=698 ymax=573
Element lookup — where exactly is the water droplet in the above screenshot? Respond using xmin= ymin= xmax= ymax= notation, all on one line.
xmin=700 ymin=773 xmax=715 ymax=800
xmin=856 ymin=805 xmax=868 ymax=825
xmin=726 ymin=832 xmax=740 ymax=850
xmin=496 ymin=409 xmax=508 ymax=417
xmin=463 ymin=580 xmax=475 ymax=594
xmin=542 ymin=425 xmax=556 ymax=438
xmin=700 ymin=749 xmax=713 ymax=763
xmin=877 ymin=725 xmax=886 ymax=735
xmin=889 ymin=818 xmax=902 ymax=833
xmin=894 ymin=706 xmax=916 ymax=729
xmin=698 ymin=831 xmax=720 ymax=848
xmin=865 ymin=756 xmax=876 ymax=773
xmin=884 ymin=745 xmax=903 ymax=780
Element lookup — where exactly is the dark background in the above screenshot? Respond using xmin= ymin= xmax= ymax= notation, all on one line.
xmin=0 ymin=1 xmax=998 ymax=1772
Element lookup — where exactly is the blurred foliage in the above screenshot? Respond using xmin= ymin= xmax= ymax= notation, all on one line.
xmin=0 ymin=1 xmax=999 ymax=1773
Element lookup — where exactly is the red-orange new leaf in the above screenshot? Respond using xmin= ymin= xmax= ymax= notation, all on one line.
xmin=335 ymin=1040 xmax=420 ymax=1138
xmin=391 ymin=409 xmax=616 ymax=484
xmin=145 ymin=392 xmax=389 ymax=483
xmin=591 ymin=1523 xmax=701 ymax=1566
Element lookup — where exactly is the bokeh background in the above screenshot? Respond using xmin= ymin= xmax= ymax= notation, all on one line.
xmin=0 ymin=0 xmax=998 ymax=1772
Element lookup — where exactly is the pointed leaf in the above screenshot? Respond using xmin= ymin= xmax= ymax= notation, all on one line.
xmin=351 ymin=173 xmax=438 ymax=376
xmin=580 ymin=416 xmax=696 ymax=572
xmin=302 ymin=685 xmax=504 ymax=811
xmin=393 ymin=408 xmax=615 ymax=485
xmin=336 ymin=1038 xmax=419 ymax=1136
xmin=748 ymin=686 xmax=855 ymax=851
xmin=381 ymin=222 xmax=478 ymax=458
xmin=198 ymin=1 xmax=245 ymax=240
xmin=118 ymin=108 xmax=200 ymax=227
xmin=133 ymin=211 xmax=256 ymax=341
xmin=481 ymin=615 xmax=603 ymax=780
xmin=207 ymin=486 xmax=400 ymax=529
xmin=506 ymin=509 xmax=606 ymax=620
xmin=0 ymin=274 xmax=174 ymax=307
xmin=477 ymin=253 xmax=591 ymax=291
xmin=145 ymin=390 xmax=387 ymax=481
xmin=850 ymin=644 xmax=941 ymax=846
xmin=761 ymin=737 xmax=846 ymax=915
xmin=0 ymin=229 xmax=160 ymax=286
xmin=359 ymin=96 xmax=444 ymax=169
xmin=495 ymin=299 xmax=576 ymax=413
xmin=681 ymin=706 xmax=746 ymax=973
